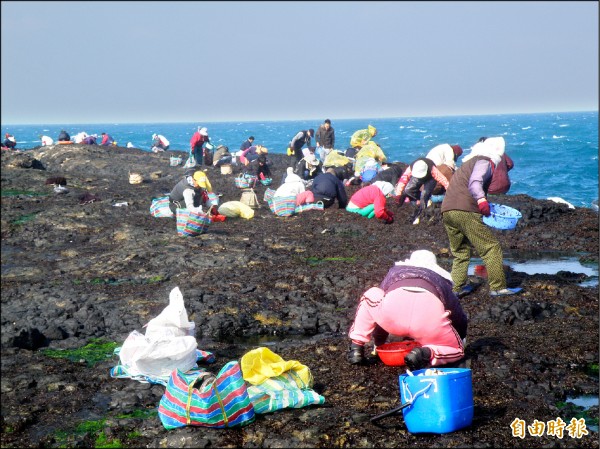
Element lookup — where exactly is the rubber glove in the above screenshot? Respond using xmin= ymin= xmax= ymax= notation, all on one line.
xmin=477 ymin=198 xmax=491 ymax=216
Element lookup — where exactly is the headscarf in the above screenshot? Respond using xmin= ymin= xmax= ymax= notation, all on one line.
xmin=462 ymin=136 xmax=505 ymax=166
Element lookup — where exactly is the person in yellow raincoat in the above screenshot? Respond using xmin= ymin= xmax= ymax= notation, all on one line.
xmin=350 ymin=125 xmax=377 ymax=148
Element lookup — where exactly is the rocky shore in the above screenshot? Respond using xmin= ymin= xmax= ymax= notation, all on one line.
xmin=1 ymin=144 xmax=598 ymax=448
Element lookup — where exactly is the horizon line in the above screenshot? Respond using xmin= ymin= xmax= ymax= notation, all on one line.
xmin=1 ymin=110 xmax=597 ymax=127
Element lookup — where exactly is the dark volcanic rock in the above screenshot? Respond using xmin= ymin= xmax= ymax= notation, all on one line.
xmin=1 ymin=145 xmax=598 ymax=448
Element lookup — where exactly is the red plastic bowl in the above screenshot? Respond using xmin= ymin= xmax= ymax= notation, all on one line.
xmin=377 ymin=341 xmax=421 ymax=366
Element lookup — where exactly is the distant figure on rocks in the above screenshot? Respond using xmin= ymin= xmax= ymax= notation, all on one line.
xmin=425 ymin=143 xmax=463 ymax=194
xmin=308 ymin=167 xmax=348 ymax=209
xmin=371 ymin=162 xmax=407 ymax=187
xmin=240 ymin=136 xmax=255 ymax=152
xmin=212 ymin=145 xmax=233 ymax=167
xmin=294 ymin=153 xmax=322 ymax=181
xmin=152 ymin=133 xmax=170 ymax=152
xmin=100 ymin=132 xmax=115 ymax=146
xmin=73 ymin=132 xmax=89 ymax=144
xmin=394 ymin=158 xmax=450 ymax=225
xmin=40 ymin=135 xmax=54 ymax=146
xmin=349 ymin=125 xmax=377 ymax=149
xmin=255 ymin=154 xmax=272 ymax=181
xmin=168 ymin=170 xmax=218 ymax=216
xmin=346 ymin=181 xmax=395 ymax=224
xmin=274 ymin=167 xmax=306 ymax=198
xmin=57 ymin=130 xmax=71 ymax=142
xmin=347 ymin=250 xmax=467 ymax=371
xmin=240 ymin=144 xmax=268 ymax=166
xmin=3 ymin=133 xmax=17 ymax=150
xmin=189 ymin=127 xmax=210 ymax=165
xmin=315 ymin=119 xmax=335 ymax=162
xmin=288 ymin=129 xmax=315 ymax=163
xmin=82 ymin=134 xmax=98 ymax=145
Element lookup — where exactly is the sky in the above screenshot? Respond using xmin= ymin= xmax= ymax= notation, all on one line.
xmin=1 ymin=1 xmax=598 ymax=125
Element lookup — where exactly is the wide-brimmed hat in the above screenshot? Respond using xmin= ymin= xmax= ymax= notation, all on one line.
xmin=395 ymin=250 xmax=453 ymax=283
xmin=199 ymin=127 xmax=208 ymax=136
xmin=411 ymin=160 xmax=429 ymax=179
xmin=368 ymin=125 xmax=377 ymax=136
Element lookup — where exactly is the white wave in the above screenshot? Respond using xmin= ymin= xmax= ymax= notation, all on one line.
xmin=521 ymin=126 xmax=531 ymax=130
xmin=547 ymin=197 xmax=575 ymax=209
xmin=410 ymin=129 xmax=427 ymax=133
xmin=552 ymin=135 xmax=566 ymax=139
xmin=379 ymin=136 xmax=389 ymax=140
xmin=559 ymin=124 xmax=569 ymax=127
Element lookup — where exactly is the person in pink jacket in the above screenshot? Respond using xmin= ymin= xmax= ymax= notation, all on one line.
xmin=346 ymin=181 xmax=395 ymax=224
xmin=347 ymin=250 xmax=468 ymax=370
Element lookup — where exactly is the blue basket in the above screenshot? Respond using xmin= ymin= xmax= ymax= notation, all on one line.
xmin=399 ymin=368 xmax=474 ymax=434
xmin=482 ymin=203 xmax=522 ymax=230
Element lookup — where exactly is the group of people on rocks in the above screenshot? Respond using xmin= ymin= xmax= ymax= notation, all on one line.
xmin=164 ymin=119 xmax=518 ymax=374
xmin=7 ymin=119 xmax=519 ymax=374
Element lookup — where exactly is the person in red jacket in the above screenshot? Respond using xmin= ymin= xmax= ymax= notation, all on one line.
xmin=346 ymin=181 xmax=395 ymax=224
xmin=190 ymin=127 xmax=210 ymax=166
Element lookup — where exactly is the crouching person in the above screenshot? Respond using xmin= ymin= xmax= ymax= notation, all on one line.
xmin=169 ymin=170 xmax=218 ymax=216
xmin=347 ymin=250 xmax=467 ymax=371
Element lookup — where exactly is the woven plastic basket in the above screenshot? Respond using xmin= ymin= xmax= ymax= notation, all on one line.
xmin=483 ymin=203 xmax=522 ymax=230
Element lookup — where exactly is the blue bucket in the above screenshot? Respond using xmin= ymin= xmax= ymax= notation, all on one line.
xmin=482 ymin=203 xmax=522 ymax=230
xmin=399 ymin=368 xmax=473 ymax=434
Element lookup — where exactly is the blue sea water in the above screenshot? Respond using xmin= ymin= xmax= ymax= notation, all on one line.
xmin=2 ymin=111 xmax=598 ymax=208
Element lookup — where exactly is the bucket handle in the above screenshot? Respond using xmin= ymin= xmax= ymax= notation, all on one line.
xmin=370 ymin=380 xmax=434 ymax=425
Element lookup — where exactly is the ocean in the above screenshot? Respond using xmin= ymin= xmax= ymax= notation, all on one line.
xmin=2 ymin=111 xmax=598 ymax=209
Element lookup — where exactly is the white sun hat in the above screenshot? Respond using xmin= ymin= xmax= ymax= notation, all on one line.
xmin=395 ymin=250 xmax=453 ymax=283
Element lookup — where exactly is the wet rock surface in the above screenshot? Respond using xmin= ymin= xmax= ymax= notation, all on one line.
xmin=1 ymin=145 xmax=598 ymax=448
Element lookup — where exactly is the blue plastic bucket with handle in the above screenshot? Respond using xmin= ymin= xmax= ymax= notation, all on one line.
xmin=398 ymin=368 xmax=474 ymax=434
xmin=483 ymin=203 xmax=522 ymax=230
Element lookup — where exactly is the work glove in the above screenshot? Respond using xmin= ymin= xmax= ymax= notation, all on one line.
xmin=347 ymin=342 xmax=365 ymax=365
xmin=380 ymin=209 xmax=394 ymax=224
xmin=477 ymin=198 xmax=491 ymax=216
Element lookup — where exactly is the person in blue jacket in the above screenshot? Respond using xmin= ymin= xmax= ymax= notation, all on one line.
xmin=309 ymin=168 xmax=348 ymax=209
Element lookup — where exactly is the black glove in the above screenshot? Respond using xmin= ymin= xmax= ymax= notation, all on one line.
xmin=347 ymin=342 xmax=365 ymax=365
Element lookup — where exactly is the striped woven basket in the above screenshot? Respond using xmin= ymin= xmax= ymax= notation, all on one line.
xmin=176 ymin=209 xmax=211 ymax=236
xmin=158 ymin=361 xmax=255 ymax=429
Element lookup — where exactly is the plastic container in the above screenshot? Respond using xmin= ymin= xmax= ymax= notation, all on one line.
xmin=399 ymin=368 xmax=473 ymax=434
xmin=377 ymin=341 xmax=421 ymax=366
xmin=483 ymin=203 xmax=522 ymax=230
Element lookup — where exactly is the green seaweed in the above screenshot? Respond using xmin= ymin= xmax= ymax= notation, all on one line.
xmin=1 ymin=188 xmax=48 ymax=197
xmin=116 ymin=409 xmax=157 ymax=420
xmin=94 ymin=432 xmax=122 ymax=448
xmin=12 ymin=212 xmax=40 ymax=225
xmin=42 ymin=338 xmax=118 ymax=367
xmin=306 ymin=256 xmax=357 ymax=266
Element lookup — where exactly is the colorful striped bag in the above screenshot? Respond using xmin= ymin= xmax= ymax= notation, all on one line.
xmin=150 ymin=196 xmax=174 ymax=218
xmin=158 ymin=361 xmax=256 ymax=429
xmin=295 ymin=202 xmax=325 ymax=214
xmin=234 ymin=173 xmax=258 ymax=189
xmin=176 ymin=209 xmax=211 ymax=236
xmin=268 ymin=195 xmax=297 ymax=217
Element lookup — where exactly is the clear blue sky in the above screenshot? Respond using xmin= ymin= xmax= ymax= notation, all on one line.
xmin=1 ymin=1 xmax=598 ymax=124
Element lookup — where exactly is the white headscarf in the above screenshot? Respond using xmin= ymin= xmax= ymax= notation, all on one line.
xmin=372 ymin=181 xmax=395 ymax=197
xmin=462 ymin=137 xmax=505 ymax=166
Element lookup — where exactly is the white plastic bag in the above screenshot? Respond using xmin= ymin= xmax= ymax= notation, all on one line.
xmin=117 ymin=287 xmax=198 ymax=379
xmin=144 ymin=287 xmax=196 ymax=340
xmin=118 ymin=330 xmax=198 ymax=378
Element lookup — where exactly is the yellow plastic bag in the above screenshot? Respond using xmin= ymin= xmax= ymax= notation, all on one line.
xmin=218 ymin=201 xmax=255 ymax=219
xmin=240 ymin=347 xmax=313 ymax=387
xmin=323 ymin=151 xmax=352 ymax=168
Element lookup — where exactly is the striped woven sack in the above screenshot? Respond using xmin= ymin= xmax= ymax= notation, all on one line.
xmin=263 ymin=188 xmax=276 ymax=203
xmin=247 ymin=371 xmax=326 ymax=414
xmin=295 ymin=202 xmax=324 ymax=214
xmin=176 ymin=209 xmax=211 ymax=236
xmin=234 ymin=173 xmax=258 ymax=189
xmin=150 ymin=196 xmax=174 ymax=218
xmin=268 ymin=195 xmax=297 ymax=217
xmin=158 ymin=361 xmax=255 ymax=430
